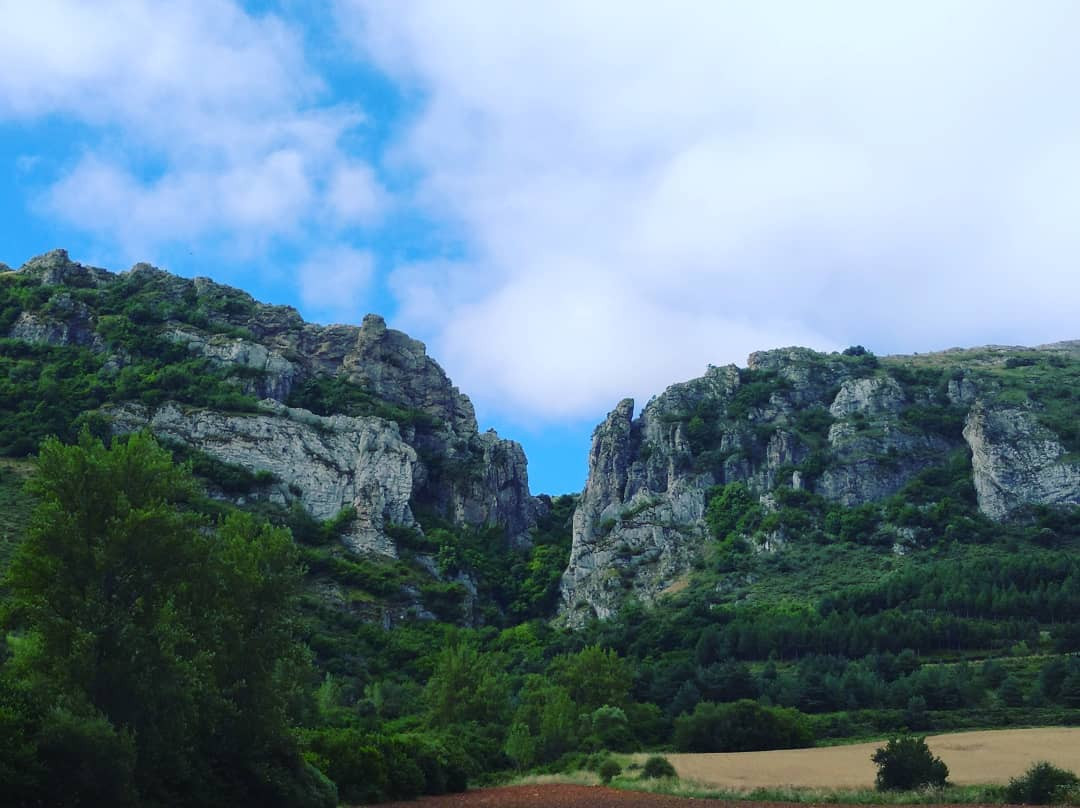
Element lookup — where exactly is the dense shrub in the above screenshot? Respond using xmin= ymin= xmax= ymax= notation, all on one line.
xmin=871 ymin=735 xmax=949 ymax=791
xmin=598 ymin=758 xmax=621 ymax=784
xmin=304 ymin=728 xmax=467 ymax=804
xmin=1005 ymin=761 xmax=1080 ymax=804
xmin=641 ymin=755 xmax=678 ymax=779
xmin=673 ymin=700 xmax=814 ymax=752
xmin=589 ymin=705 xmax=637 ymax=752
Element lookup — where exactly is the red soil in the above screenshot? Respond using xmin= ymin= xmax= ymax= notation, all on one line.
xmin=369 ymin=784 xmax=1006 ymax=808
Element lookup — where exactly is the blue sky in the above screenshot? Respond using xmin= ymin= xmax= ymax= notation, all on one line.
xmin=2 ymin=2 xmax=1080 ymax=495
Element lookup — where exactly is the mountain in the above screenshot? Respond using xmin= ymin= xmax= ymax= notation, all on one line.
xmin=4 ymin=250 xmax=1080 ymax=803
xmin=561 ymin=343 xmax=1079 ymax=624
xmin=3 ymin=250 xmax=1079 ymax=632
xmin=0 ymin=249 xmax=566 ymax=626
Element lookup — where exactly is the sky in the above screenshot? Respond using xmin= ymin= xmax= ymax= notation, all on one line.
xmin=2 ymin=1 xmax=1079 ymax=495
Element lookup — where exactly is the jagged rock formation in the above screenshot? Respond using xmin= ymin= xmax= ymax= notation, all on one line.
xmin=964 ymin=402 xmax=1080 ymax=520
xmin=4 ymin=250 xmax=539 ymax=558
xmin=561 ymin=344 xmax=1080 ymax=625
xmin=108 ymin=400 xmax=419 ymax=556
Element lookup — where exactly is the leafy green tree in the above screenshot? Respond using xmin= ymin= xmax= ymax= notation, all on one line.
xmin=504 ymin=721 xmax=537 ymax=770
xmin=511 ymin=676 xmax=578 ymax=763
xmin=424 ymin=642 xmax=511 ymax=728
xmin=1 ymin=432 xmax=329 ymax=806
xmin=998 ymin=676 xmax=1025 ymax=707
xmin=550 ymin=645 xmax=632 ymax=712
xmin=673 ymin=700 xmax=814 ymax=753
xmin=872 ymin=735 xmax=949 ymax=791
xmin=588 ymin=705 xmax=636 ymax=751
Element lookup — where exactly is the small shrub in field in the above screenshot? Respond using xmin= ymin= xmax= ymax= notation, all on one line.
xmin=871 ymin=735 xmax=949 ymax=791
xmin=1005 ymin=761 xmax=1080 ymax=804
xmin=583 ymin=752 xmax=608 ymax=772
xmin=641 ymin=756 xmax=677 ymax=779
xmin=598 ymin=759 xmax=621 ymax=784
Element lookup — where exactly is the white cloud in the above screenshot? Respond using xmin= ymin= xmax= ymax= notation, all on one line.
xmin=298 ymin=246 xmax=375 ymax=323
xmin=325 ymin=161 xmax=386 ymax=227
xmin=2 ymin=0 xmax=385 ymax=255
xmin=339 ymin=0 xmax=1080 ymax=421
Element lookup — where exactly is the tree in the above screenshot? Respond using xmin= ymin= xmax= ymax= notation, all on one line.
xmin=871 ymin=735 xmax=949 ymax=791
xmin=424 ymin=642 xmax=511 ymax=729
xmin=511 ymin=676 xmax=578 ymax=763
xmin=673 ymin=700 xmax=814 ymax=753
xmin=503 ymin=722 xmax=537 ymax=770
xmin=1 ymin=432 xmax=330 ymax=806
xmin=550 ymin=645 xmax=632 ymax=712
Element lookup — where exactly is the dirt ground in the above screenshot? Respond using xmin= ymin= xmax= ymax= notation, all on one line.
xmin=370 ymin=784 xmax=1008 ymax=807
xmin=660 ymin=727 xmax=1080 ymax=789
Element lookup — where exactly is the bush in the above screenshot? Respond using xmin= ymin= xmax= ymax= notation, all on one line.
xmin=673 ymin=700 xmax=814 ymax=752
xmin=598 ymin=758 xmax=621 ymax=784
xmin=1005 ymin=761 xmax=1080 ymax=804
xmin=871 ymin=735 xmax=949 ymax=791
xmin=641 ymin=755 xmax=677 ymax=779
xmin=590 ymin=705 xmax=637 ymax=752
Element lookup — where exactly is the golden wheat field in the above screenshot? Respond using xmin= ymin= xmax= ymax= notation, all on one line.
xmin=655 ymin=727 xmax=1080 ymax=789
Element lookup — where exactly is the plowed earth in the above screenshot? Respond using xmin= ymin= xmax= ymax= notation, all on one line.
xmin=370 ymin=784 xmax=1007 ymax=807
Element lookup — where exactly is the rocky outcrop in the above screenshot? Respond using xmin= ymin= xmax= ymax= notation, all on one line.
xmin=560 ymin=396 xmax=709 ymax=623
xmin=6 ymin=249 xmax=540 ymax=558
xmin=560 ymin=345 xmax=1080 ymax=624
xmin=107 ymin=400 xmax=419 ymax=556
xmin=165 ymin=327 xmax=299 ymax=401
xmin=9 ymin=297 xmax=101 ymax=349
xmin=964 ymin=403 xmax=1080 ymax=519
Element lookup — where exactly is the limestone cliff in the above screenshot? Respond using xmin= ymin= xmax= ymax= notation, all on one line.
xmin=561 ymin=343 xmax=1080 ymax=625
xmin=4 ymin=250 xmax=539 ymax=560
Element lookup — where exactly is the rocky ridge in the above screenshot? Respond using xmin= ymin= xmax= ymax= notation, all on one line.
xmin=4 ymin=250 xmax=539 ymax=560
xmin=560 ymin=344 xmax=1080 ymax=625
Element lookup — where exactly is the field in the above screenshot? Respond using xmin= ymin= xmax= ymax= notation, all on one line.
xmin=658 ymin=728 xmax=1080 ymax=790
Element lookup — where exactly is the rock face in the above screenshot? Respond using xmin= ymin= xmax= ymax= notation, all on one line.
xmin=964 ymin=403 xmax=1080 ymax=519
xmin=108 ymin=401 xmax=418 ymax=556
xmin=5 ymin=250 xmax=540 ymax=559
xmin=561 ymin=344 xmax=1080 ymax=625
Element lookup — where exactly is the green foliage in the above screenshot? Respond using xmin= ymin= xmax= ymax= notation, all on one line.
xmin=598 ymin=757 xmax=622 ymax=783
xmin=424 ymin=642 xmax=511 ymax=728
xmin=287 ymin=375 xmax=440 ymax=430
xmin=510 ymin=676 xmax=579 ymax=765
xmin=588 ymin=705 xmax=636 ymax=752
xmin=164 ymin=439 xmax=280 ymax=494
xmin=730 ymin=369 xmax=790 ymax=419
xmin=900 ymin=404 xmax=967 ymax=441
xmin=872 ymin=735 xmax=949 ymax=791
xmin=32 ymin=706 xmax=139 ymax=807
xmin=0 ymin=432 xmax=320 ymax=806
xmin=673 ymin=700 xmax=814 ymax=752
xmin=1005 ymin=761 xmax=1080 ymax=804
xmin=504 ymin=721 xmax=537 ymax=770
xmin=705 ymin=482 xmax=763 ymax=540
xmin=551 ymin=645 xmax=632 ymax=712
xmin=641 ymin=755 xmax=678 ymax=779
xmin=989 ymin=351 xmax=1080 ymax=453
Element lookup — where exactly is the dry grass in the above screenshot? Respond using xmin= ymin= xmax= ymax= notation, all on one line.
xmin=649 ymin=727 xmax=1080 ymax=790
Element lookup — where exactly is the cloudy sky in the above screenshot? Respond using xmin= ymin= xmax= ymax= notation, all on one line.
xmin=2 ymin=1 xmax=1078 ymax=493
